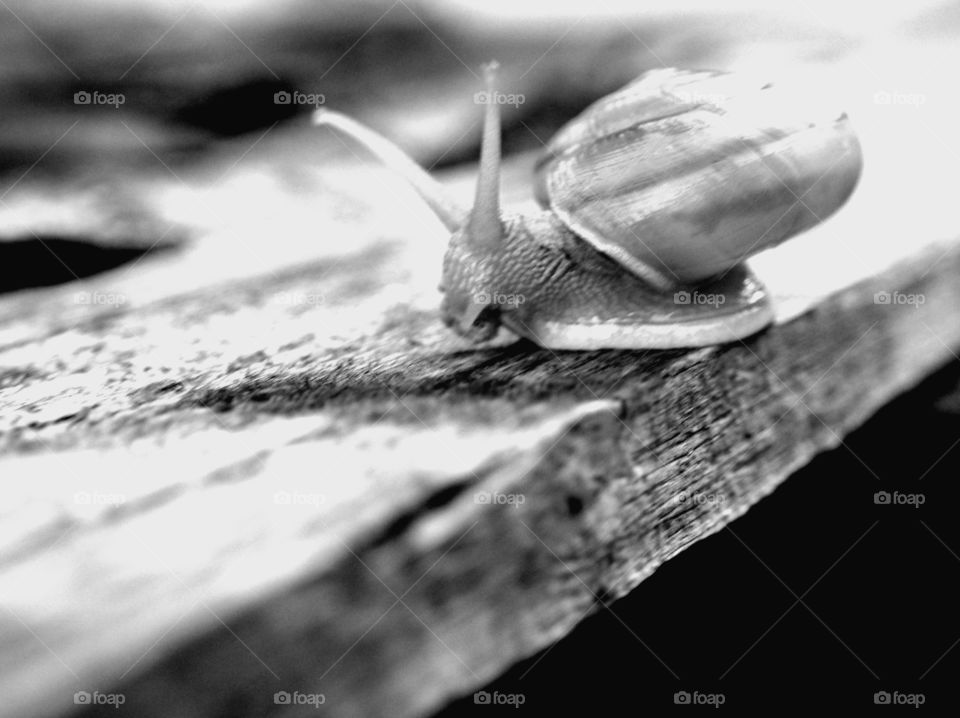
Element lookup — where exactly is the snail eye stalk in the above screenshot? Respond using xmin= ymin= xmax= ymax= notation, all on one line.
xmin=465 ymin=61 xmax=505 ymax=253
xmin=312 ymin=110 xmax=467 ymax=233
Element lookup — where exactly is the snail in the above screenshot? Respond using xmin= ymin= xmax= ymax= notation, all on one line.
xmin=314 ymin=63 xmax=862 ymax=349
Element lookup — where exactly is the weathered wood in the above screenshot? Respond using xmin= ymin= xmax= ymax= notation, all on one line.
xmin=3 ymin=240 xmax=959 ymax=718
xmin=2 ymin=32 xmax=959 ymax=718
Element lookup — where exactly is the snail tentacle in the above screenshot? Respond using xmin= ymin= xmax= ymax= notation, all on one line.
xmin=313 ymin=109 xmax=467 ymax=233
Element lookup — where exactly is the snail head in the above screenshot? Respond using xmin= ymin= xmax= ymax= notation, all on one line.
xmin=438 ymin=61 xmax=515 ymax=341
xmin=313 ymin=62 xmax=516 ymax=342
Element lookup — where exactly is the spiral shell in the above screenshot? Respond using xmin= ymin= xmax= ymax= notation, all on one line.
xmin=534 ymin=69 xmax=863 ymax=287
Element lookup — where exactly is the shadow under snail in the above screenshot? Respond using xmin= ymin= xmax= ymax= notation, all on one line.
xmin=315 ymin=63 xmax=863 ymax=350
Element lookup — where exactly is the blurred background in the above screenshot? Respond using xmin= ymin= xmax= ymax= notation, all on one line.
xmin=1 ymin=0 xmax=957 ymax=297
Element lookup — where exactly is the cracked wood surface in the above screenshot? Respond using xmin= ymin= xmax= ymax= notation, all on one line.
xmin=2 ymin=38 xmax=960 ymax=718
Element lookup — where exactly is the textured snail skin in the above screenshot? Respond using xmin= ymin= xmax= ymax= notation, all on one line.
xmin=440 ymin=211 xmax=772 ymax=349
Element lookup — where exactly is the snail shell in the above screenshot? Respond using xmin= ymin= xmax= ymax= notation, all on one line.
xmin=533 ymin=68 xmax=863 ymax=288
xmin=315 ymin=65 xmax=863 ymax=350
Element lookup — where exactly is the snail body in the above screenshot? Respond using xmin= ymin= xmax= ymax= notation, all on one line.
xmin=315 ymin=65 xmax=862 ymax=349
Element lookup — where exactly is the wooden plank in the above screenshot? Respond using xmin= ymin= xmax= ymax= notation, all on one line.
xmin=2 ymin=241 xmax=959 ymax=718
xmin=1 ymin=32 xmax=959 ymax=718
